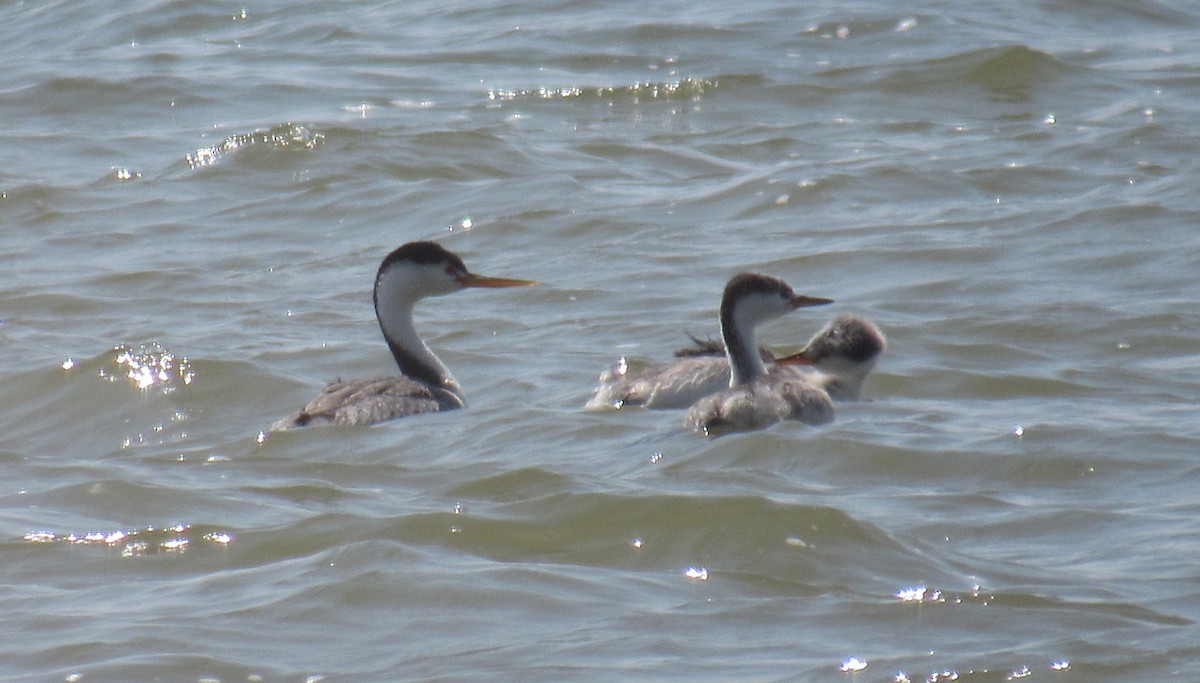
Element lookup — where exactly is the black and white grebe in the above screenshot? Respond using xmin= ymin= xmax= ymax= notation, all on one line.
xmin=272 ymin=241 xmax=536 ymax=429
xmin=675 ymin=273 xmax=835 ymax=436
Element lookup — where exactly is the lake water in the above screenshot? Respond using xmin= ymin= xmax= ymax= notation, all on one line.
xmin=2 ymin=1 xmax=1199 ymax=681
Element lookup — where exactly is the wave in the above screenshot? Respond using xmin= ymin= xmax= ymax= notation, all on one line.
xmin=822 ymin=45 xmax=1084 ymax=102
xmin=185 ymin=122 xmax=325 ymax=170
xmin=486 ymin=76 xmax=721 ymax=103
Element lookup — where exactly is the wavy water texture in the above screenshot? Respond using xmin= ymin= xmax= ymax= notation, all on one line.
xmin=3 ymin=0 xmax=1200 ymax=681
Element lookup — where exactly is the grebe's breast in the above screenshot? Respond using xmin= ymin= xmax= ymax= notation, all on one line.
xmin=684 ymin=366 xmax=833 ymax=437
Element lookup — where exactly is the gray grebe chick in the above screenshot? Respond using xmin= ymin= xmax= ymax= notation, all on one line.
xmin=272 ymin=241 xmax=536 ymax=429
xmin=682 ymin=273 xmax=834 ymax=437
xmin=775 ymin=314 xmax=886 ymax=401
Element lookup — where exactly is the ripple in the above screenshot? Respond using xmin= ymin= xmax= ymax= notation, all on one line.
xmin=21 ymin=523 xmax=234 ymax=556
xmin=487 ymin=77 xmax=719 ymax=103
xmin=185 ymin=123 xmax=325 ymax=170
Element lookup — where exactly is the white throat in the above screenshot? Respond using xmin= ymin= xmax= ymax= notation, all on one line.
xmin=722 ymin=302 xmax=771 ymax=387
xmin=374 ymin=265 xmax=462 ymax=399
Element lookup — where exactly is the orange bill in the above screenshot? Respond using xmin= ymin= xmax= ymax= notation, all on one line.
xmin=459 ymin=273 xmax=539 ymax=288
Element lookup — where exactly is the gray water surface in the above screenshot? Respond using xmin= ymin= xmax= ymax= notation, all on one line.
xmin=2 ymin=1 xmax=1199 ymax=680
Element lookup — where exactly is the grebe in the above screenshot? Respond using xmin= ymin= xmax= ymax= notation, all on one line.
xmin=585 ymin=314 xmax=884 ymax=410
xmin=272 ymin=241 xmax=536 ymax=429
xmin=681 ymin=273 xmax=834 ymax=437
xmin=774 ymin=314 xmax=886 ymax=401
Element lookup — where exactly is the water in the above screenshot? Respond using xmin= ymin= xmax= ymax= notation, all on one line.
xmin=2 ymin=0 xmax=1199 ymax=680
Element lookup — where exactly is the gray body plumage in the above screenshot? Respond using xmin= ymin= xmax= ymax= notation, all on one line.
xmin=271 ymin=376 xmax=461 ymax=429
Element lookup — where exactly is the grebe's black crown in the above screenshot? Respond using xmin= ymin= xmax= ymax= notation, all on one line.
xmin=722 ymin=273 xmax=794 ymax=308
xmin=379 ymin=241 xmax=467 ymax=274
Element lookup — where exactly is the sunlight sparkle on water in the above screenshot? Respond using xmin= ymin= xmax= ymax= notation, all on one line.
xmin=684 ymin=566 xmax=708 ymax=581
xmin=839 ymin=657 xmax=868 ymax=672
xmin=24 ymin=523 xmax=234 ymax=554
xmin=186 ymin=124 xmax=324 ymax=169
xmin=121 ymin=542 xmax=149 ymax=557
xmin=612 ymin=357 xmax=628 ymax=377
xmin=487 ymin=78 xmax=716 ymax=102
xmin=103 ymin=344 xmax=193 ymax=392
xmin=160 ymin=538 xmax=189 ymax=551
xmin=897 ymin=585 xmax=944 ymax=602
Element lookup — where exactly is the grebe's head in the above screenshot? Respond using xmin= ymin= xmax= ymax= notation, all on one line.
xmin=777 ymin=314 xmax=885 ymax=369
xmin=373 ymin=241 xmax=537 ymax=310
xmin=720 ymin=273 xmax=832 ymax=329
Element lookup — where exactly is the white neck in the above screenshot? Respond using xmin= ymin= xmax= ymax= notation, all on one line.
xmin=374 ymin=269 xmax=463 ymax=402
xmin=721 ymin=304 xmax=770 ymax=386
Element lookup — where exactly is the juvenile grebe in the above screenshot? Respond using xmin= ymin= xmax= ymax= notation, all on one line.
xmin=774 ymin=314 xmax=886 ymax=401
xmin=681 ymin=273 xmax=834 ymax=436
xmin=272 ymin=241 xmax=535 ymax=429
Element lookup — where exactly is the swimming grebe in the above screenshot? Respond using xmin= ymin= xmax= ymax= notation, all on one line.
xmin=272 ymin=241 xmax=535 ymax=429
xmin=586 ymin=313 xmax=883 ymax=410
xmin=681 ymin=273 xmax=834 ymax=436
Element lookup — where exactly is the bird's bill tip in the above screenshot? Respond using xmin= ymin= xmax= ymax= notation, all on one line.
xmin=459 ymin=273 xmax=539 ymax=288
xmin=790 ymin=294 xmax=834 ymax=309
